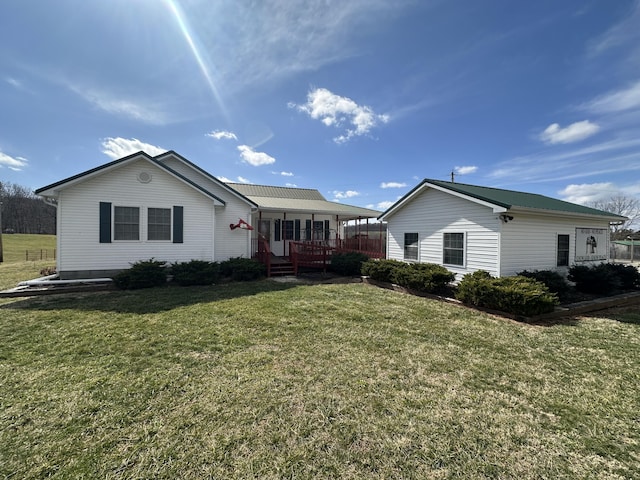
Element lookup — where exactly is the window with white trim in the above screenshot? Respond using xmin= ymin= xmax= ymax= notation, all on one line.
xmin=404 ymin=232 xmax=419 ymax=261
xmin=443 ymin=232 xmax=464 ymax=266
xmin=114 ymin=206 xmax=140 ymax=240
xmin=148 ymin=208 xmax=171 ymax=241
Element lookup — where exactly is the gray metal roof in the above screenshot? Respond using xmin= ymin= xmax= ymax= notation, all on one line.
xmin=227 ymin=183 xmax=381 ymax=219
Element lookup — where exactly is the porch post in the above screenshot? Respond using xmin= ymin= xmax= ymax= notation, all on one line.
xmin=283 ymin=212 xmax=287 ymax=257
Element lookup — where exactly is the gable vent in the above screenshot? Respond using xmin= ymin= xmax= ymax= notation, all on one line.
xmin=137 ymin=171 xmax=152 ymax=183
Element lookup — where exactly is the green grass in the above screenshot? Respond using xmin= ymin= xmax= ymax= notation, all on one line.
xmin=0 ymin=234 xmax=57 ymax=290
xmin=1 ymin=277 xmax=638 ymax=479
xmin=1 ymin=233 xmax=56 ymax=263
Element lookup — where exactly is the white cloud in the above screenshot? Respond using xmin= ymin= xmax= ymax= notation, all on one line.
xmin=558 ymin=182 xmax=618 ymax=204
xmin=206 ymin=130 xmax=238 ymax=141
xmin=237 ymin=145 xmax=276 ymax=166
xmin=584 ymin=80 xmax=640 ymax=114
xmin=292 ymin=88 xmax=389 ymax=143
xmin=540 ymin=121 xmax=600 ymax=145
xmin=380 ymin=182 xmax=407 ymax=189
xmin=0 ymin=152 xmax=28 ymax=171
xmin=101 ymin=137 xmax=167 ymax=160
xmin=588 ymin=2 xmax=640 ymax=56
xmin=455 ymin=165 xmax=478 ymax=175
xmin=376 ymin=200 xmax=395 ymax=210
xmin=217 ymin=175 xmax=252 ymax=184
xmin=70 ymin=86 xmax=169 ymax=125
xmin=285 ymin=183 xmax=298 ymax=187
xmin=332 ymin=190 xmax=360 ymax=200
xmin=273 ymin=171 xmax=294 ymax=177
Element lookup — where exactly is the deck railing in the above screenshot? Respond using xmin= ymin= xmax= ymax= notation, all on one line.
xmin=255 ymin=237 xmax=272 ymax=277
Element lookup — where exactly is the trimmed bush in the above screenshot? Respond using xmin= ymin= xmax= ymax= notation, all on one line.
xmin=602 ymin=263 xmax=640 ymax=290
xmin=568 ymin=263 xmax=640 ymax=294
xmin=171 ymin=260 xmax=220 ymax=286
xmin=113 ymin=258 xmax=168 ymax=290
xmin=517 ymin=269 xmax=570 ymax=296
xmin=361 ymin=259 xmax=409 ymax=283
xmin=330 ymin=252 xmax=370 ymax=276
xmin=456 ymin=270 xmax=558 ymax=317
xmin=568 ymin=264 xmax=619 ymax=294
xmin=220 ymin=257 xmax=266 ymax=281
xmin=392 ymin=263 xmax=455 ymax=293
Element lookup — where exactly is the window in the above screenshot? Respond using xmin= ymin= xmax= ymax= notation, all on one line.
xmin=557 ymin=234 xmax=570 ymax=267
xmin=148 ymin=208 xmax=171 ymax=241
xmin=404 ymin=232 xmax=419 ymax=261
xmin=283 ymin=220 xmax=294 ymax=240
xmin=114 ymin=206 xmax=140 ymax=240
xmin=443 ymin=232 xmax=464 ymax=266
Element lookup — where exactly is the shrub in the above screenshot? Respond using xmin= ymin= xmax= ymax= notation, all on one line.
xmin=171 ymin=260 xmax=220 ymax=286
xmin=517 ymin=269 xmax=570 ymax=296
xmin=113 ymin=258 xmax=167 ymax=290
xmin=602 ymin=263 xmax=640 ymax=290
xmin=568 ymin=264 xmax=619 ymax=294
xmin=361 ymin=259 xmax=407 ymax=283
xmin=568 ymin=263 xmax=640 ymax=293
xmin=219 ymin=257 xmax=266 ymax=281
xmin=330 ymin=252 xmax=370 ymax=276
xmin=392 ymin=263 xmax=455 ymax=293
xmin=456 ymin=270 xmax=558 ymax=317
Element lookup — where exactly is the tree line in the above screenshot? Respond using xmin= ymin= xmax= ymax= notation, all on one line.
xmin=0 ymin=181 xmax=56 ymax=234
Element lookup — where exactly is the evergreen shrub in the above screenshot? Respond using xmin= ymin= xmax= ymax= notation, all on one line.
xmin=330 ymin=252 xmax=370 ymax=276
xmin=113 ymin=258 xmax=167 ymax=290
xmin=220 ymin=257 xmax=266 ymax=281
xmin=171 ymin=260 xmax=220 ymax=286
xmin=456 ymin=270 xmax=558 ymax=317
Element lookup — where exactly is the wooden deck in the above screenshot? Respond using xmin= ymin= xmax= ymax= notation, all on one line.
xmin=255 ymin=238 xmax=384 ymax=277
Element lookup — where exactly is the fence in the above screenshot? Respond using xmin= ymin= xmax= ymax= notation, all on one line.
xmin=25 ymin=249 xmax=56 ymax=261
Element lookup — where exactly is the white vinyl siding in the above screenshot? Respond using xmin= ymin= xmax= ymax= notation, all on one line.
xmin=56 ymin=158 xmax=217 ymax=275
xmin=499 ymin=213 xmax=610 ymax=276
xmin=386 ymin=187 xmax=500 ymax=277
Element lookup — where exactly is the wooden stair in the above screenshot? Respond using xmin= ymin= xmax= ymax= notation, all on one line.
xmin=269 ymin=261 xmax=295 ymax=276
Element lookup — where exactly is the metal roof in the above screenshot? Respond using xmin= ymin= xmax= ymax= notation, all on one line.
xmin=228 ymin=183 xmax=381 ymax=219
xmin=381 ymin=178 xmax=629 ymax=221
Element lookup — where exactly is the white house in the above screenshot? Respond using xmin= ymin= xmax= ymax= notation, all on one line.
xmin=379 ymin=179 xmax=627 ymax=278
xmin=36 ymin=151 xmax=380 ymax=279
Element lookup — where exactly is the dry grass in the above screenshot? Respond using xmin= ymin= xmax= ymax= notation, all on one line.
xmin=1 ymin=279 xmax=638 ymax=478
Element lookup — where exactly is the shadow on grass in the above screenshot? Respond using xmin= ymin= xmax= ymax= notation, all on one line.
xmin=584 ymin=307 xmax=640 ymax=325
xmin=0 ymin=280 xmax=301 ymax=314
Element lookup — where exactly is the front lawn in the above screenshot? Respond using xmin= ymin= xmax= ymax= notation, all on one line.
xmin=1 ymin=281 xmax=638 ymax=478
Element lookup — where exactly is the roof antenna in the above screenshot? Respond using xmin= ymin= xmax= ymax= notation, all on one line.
xmin=450 ymin=170 xmax=455 ymax=183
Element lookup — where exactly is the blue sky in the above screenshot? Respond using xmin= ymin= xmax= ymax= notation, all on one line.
xmin=2 ymin=0 xmax=640 ymax=211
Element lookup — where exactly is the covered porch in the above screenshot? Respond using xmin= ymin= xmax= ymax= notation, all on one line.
xmin=226 ymin=182 xmax=384 ymax=276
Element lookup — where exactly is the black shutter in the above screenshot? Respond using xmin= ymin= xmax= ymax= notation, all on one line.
xmin=173 ymin=206 xmax=184 ymax=243
xmin=294 ymin=219 xmax=301 ymax=241
xmin=99 ymin=202 xmax=111 ymax=243
xmin=305 ymin=220 xmax=311 ymax=240
xmin=324 ymin=220 xmax=330 ymax=240
xmin=274 ymin=219 xmax=281 ymax=241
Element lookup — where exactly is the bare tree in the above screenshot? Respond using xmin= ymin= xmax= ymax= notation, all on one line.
xmin=0 ymin=181 xmax=56 ymax=234
xmin=588 ymin=195 xmax=640 ymax=239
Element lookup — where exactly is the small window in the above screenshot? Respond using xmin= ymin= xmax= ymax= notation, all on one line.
xmin=114 ymin=206 xmax=140 ymax=240
xmin=148 ymin=208 xmax=171 ymax=241
xmin=283 ymin=220 xmax=294 ymax=240
xmin=443 ymin=232 xmax=464 ymax=266
xmin=557 ymin=234 xmax=570 ymax=267
xmin=404 ymin=233 xmax=419 ymax=261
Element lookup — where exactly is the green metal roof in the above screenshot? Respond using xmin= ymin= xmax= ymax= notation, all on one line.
xmin=381 ymin=178 xmax=628 ymax=221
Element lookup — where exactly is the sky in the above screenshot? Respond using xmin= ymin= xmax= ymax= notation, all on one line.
xmin=1 ymin=0 xmax=640 ymax=213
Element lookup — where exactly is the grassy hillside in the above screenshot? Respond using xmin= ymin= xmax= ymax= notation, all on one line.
xmin=0 ymin=234 xmax=56 ymax=290
xmin=1 ymin=280 xmax=638 ymax=478
xmin=2 ymin=233 xmax=56 ymax=263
